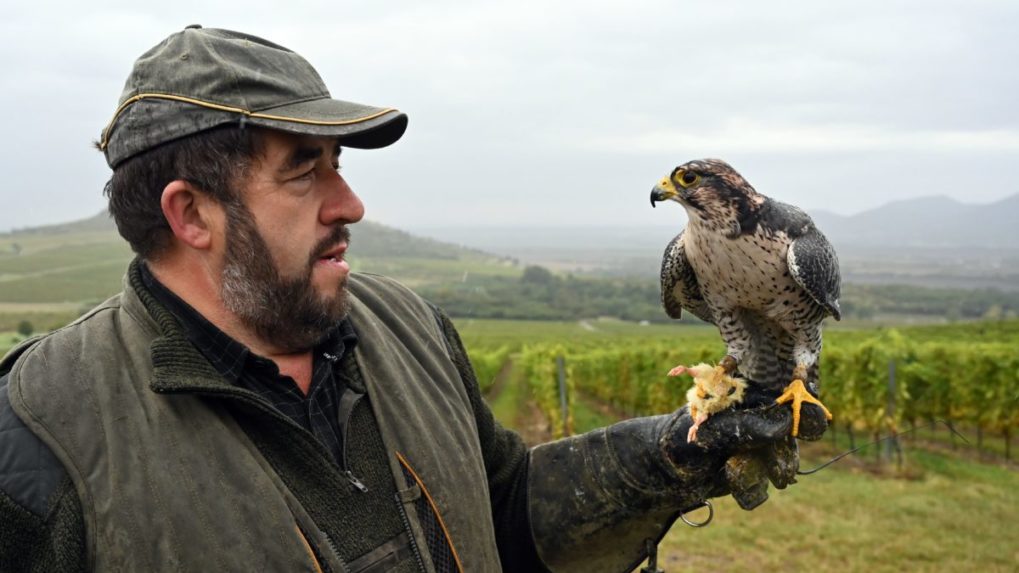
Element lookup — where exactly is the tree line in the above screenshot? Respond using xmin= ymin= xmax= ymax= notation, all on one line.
xmin=421 ymin=265 xmax=1019 ymax=323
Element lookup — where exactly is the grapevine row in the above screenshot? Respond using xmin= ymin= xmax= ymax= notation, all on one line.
xmin=509 ymin=330 xmax=1019 ymax=452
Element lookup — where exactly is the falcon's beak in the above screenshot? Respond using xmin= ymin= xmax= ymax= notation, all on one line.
xmin=650 ymin=176 xmax=679 ymax=208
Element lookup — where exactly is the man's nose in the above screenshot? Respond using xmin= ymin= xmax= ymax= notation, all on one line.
xmin=320 ymin=171 xmax=365 ymax=225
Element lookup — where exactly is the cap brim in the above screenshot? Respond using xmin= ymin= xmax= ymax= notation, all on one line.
xmin=245 ymin=97 xmax=408 ymax=149
xmin=102 ymin=95 xmax=408 ymax=168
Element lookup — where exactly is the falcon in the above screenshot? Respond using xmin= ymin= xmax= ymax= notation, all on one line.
xmin=650 ymin=159 xmax=841 ymax=436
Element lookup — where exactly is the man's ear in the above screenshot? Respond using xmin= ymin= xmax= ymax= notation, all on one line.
xmin=160 ymin=180 xmax=220 ymax=250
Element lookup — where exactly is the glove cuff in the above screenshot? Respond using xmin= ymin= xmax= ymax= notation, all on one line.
xmin=527 ymin=416 xmax=722 ymax=573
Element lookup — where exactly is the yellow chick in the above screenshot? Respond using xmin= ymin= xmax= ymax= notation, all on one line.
xmin=669 ymin=362 xmax=748 ymax=443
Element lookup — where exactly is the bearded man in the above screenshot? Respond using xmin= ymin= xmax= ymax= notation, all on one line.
xmin=0 ymin=27 xmax=814 ymax=573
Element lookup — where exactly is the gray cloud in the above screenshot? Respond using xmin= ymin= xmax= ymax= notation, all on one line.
xmin=1 ymin=0 xmax=1016 ymax=233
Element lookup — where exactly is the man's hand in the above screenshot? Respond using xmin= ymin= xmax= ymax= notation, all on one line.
xmin=525 ymin=386 xmax=829 ymax=572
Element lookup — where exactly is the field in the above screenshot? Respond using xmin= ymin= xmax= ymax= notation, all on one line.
xmin=655 ymin=445 xmax=1017 ymax=572
xmin=2 ymin=223 xmax=1017 ymax=571
xmin=467 ymin=318 xmax=1018 ymax=572
xmin=0 ymin=221 xmax=513 ymax=356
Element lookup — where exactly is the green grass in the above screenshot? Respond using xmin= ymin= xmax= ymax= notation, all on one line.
xmin=457 ymin=317 xmax=1019 ymax=353
xmin=485 ymin=360 xmax=522 ymax=429
xmin=656 ymin=444 xmax=1017 ymax=572
xmin=0 ymin=239 xmax=132 ymax=275
xmin=476 ymin=349 xmax=1019 ymax=572
xmin=467 ymin=327 xmax=1019 ymax=572
xmin=0 ymin=230 xmax=133 ymax=304
xmin=454 ymin=317 xmax=719 ymax=349
xmin=349 ymin=254 xmax=520 ymax=285
xmin=486 ymin=377 xmax=1019 ymax=573
xmin=0 ymin=306 xmax=80 ymax=331
xmin=571 ymin=392 xmax=617 ymax=434
xmin=0 ymin=332 xmax=22 ymax=360
xmin=0 ymin=259 xmax=132 ymax=303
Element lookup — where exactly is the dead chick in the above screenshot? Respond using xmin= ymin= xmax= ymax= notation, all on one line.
xmin=669 ymin=362 xmax=748 ymax=443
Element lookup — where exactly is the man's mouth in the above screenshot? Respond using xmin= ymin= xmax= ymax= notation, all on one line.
xmin=315 ymin=244 xmax=349 ymax=268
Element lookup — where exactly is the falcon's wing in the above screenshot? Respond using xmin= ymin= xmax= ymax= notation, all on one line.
xmin=661 ymin=230 xmax=713 ymax=323
xmin=786 ymin=228 xmax=842 ymax=320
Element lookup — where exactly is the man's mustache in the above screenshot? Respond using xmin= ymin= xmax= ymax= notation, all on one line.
xmin=309 ymin=226 xmax=352 ymax=264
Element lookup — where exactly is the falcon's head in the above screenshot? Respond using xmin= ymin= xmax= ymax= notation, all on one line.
xmin=650 ymin=159 xmax=765 ymax=234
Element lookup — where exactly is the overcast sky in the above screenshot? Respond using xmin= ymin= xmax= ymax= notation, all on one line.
xmin=1 ymin=0 xmax=1016 ymax=233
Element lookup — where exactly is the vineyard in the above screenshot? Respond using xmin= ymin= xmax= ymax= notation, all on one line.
xmin=464 ymin=320 xmax=1019 ymax=457
xmin=461 ymin=319 xmax=1019 ymax=569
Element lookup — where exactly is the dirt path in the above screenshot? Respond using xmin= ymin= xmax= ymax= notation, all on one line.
xmin=482 ymin=359 xmax=513 ymax=401
xmin=515 ymin=396 xmax=554 ymax=447
xmin=575 ymin=390 xmax=632 ymax=421
xmin=483 ymin=357 xmax=553 ymax=447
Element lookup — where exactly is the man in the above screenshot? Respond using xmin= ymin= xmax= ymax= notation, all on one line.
xmin=0 ymin=27 xmax=819 ymax=572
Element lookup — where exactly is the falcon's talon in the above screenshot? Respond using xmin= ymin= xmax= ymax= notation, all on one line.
xmin=775 ymin=379 xmax=832 ymax=437
xmin=719 ymin=355 xmax=738 ymax=374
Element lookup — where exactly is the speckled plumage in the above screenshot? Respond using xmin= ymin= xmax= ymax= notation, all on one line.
xmin=654 ymin=159 xmax=841 ymax=395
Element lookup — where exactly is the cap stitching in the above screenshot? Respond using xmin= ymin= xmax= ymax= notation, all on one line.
xmin=100 ymin=93 xmax=397 ymax=150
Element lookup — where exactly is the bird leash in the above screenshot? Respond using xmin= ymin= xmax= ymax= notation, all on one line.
xmin=641 ymin=500 xmax=713 ymax=573
xmin=641 ymin=419 xmax=966 ymax=572
xmin=641 ymin=537 xmax=665 ymax=573
xmin=797 ymin=418 xmax=968 ymax=475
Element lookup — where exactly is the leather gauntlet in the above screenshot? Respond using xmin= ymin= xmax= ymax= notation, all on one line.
xmin=527 ymin=393 xmax=826 ymax=573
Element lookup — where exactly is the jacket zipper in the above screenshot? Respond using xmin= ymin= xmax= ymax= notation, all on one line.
xmin=193 ymin=386 xmax=368 ymax=495
xmin=395 ymin=495 xmax=429 ymax=573
xmin=296 ymin=523 xmax=330 ymax=573
xmin=337 ymin=389 xmax=369 ymax=493
xmin=323 ymin=533 xmax=344 ymax=572
xmin=344 ymin=470 xmax=369 ymax=493
xmin=195 ymin=388 xmax=353 ymax=569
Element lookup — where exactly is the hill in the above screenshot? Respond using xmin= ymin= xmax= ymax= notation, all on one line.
xmin=811 ymin=193 xmax=1019 ymax=249
xmin=0 ymin=212 xmax=519 ymax=334
xmin=0 ymin=210 xmax=494 ymax=261
xmin=0 ymin=211 xmax=118 ymax=236
xmin=2 ymin=210 xmax=1018 ymax=343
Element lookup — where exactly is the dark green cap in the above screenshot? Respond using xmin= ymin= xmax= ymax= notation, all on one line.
xmin=100 ymin=26 xmax=408 ymax=168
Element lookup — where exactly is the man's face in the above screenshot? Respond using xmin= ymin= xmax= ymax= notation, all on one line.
xmin=219 ymin=130 xmax=365 ymax=352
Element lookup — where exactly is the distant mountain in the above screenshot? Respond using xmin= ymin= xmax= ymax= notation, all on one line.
xmin=0 ymin=212 xmax=511 ymax=310
xmin=810 ymin=193 xmax=1019 ymax=249
xmin=1 ymin=210 xmax=118 ymax=235
xmin=407 ymin=194 xmax=1019 ymax=291
xmin=351 ymin=220 xmax=493 ymax=260
xmin=1 ymin=211 xmax=487 ymax=261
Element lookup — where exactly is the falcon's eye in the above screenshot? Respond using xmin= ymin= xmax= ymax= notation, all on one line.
xmin=675 ymin=170 xmax=700 ymax=188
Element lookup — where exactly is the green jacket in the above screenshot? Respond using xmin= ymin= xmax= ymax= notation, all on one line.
xmin=0 ymin=264 xmax=522 ymax=572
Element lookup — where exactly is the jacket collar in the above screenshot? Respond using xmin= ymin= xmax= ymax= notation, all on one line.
xmin=120 ymin=258 xmax=250 ymax=396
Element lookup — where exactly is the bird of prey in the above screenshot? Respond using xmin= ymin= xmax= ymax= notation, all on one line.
xmin=650 ymin=159 xmax=841 ymax=436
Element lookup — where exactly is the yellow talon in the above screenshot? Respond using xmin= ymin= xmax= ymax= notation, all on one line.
xmin=775 ymin=379 xmax=832 ymax=437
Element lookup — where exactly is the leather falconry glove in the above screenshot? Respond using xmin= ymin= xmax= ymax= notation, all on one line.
xmin=527 ymin=385 xmax=827 ymax=573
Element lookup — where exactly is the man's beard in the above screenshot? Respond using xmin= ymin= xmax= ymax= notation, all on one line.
xmin=220 ymin=201 xmax=351 ymax=352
